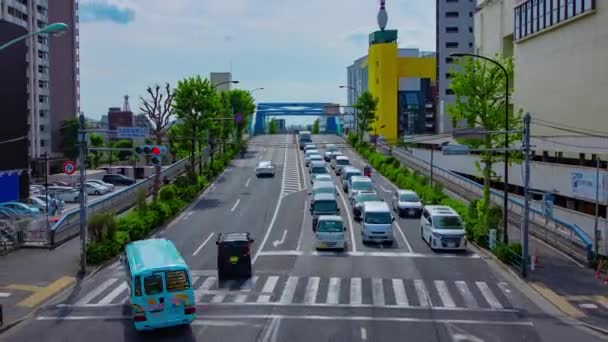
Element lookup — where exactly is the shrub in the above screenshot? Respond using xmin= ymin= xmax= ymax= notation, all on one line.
xmin=136 ymin=188 xmax=147 ymax=216
xmin=117 ymin=212 xmax=147 ymax=241
xmin=149 ymin=201 xmax=172 ymax=224
xmin=159 ymin=184 xmax=178 ymax=201
xmin=87 ymin=211 xmax=117 ymax=242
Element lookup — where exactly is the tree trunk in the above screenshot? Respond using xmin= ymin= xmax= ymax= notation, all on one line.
xmin=152 ymin=133 xmax=162 ymax=202
xmin=481 ymin=135 xmax=493 ymax=235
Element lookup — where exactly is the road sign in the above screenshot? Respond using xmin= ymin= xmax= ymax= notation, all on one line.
xmin=117 ymin=127 xmax=149 ymax=138
xmin=62 ymin=161 xmax=76 ymax=175
xmin=234 ymin=113 xmax=243 ymax=124
xmin=442 ymin=144 xmax=470 ymax=156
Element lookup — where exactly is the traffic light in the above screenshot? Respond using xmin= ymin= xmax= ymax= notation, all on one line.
xmin=134 ymin=145 xmax=167 ymax=166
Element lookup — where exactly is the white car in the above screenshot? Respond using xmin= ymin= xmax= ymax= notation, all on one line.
xmin=256 ymin=160 xmax=275 ymax=177
xmin=309 ymin=161 xmax=329 ymax=184
xmin=306 ymin=154 xmax=323 ymax=167
xmin=47 ymin=186 xmax=80 ymax=203
xmin=420 ymin=206 xmax=466 ymax=251
xmin=83 ymin=182 xmax=110 ymax=196
xmin=392 ymin=189 xmax=423 ymax=218
xmin=86 ymin=179 xmax=115 ymax=192
xmin=313 ymin=174 xmax=332 ymax=184
xmin=348 ymin=176 xmax=375 ymax=204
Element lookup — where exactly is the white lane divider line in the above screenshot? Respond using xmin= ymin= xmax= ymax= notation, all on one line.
xmin=380 ymin=186 xmax=391 ymax=193
xmin=336 ymin=185 xmax=357 ymax=252
xmin=230 ymin=198 xmax=241 ymax=212
xmin=76 ymin=278 xmax=118 ymax=305
xmin=182 ymin=212 xmax=193 ymax=221
xmin=245 ymin=177 xmax=251 ymax=188
xmin=393 ymin=221 xmax=413 ymax=253
xmin=192 ymin=233 xmax=215 ymax=256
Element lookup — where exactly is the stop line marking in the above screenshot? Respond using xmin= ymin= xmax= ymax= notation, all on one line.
xmin=257 ymin=250 xmax=479 ymax=259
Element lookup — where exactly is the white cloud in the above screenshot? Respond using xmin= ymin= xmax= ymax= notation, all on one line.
xmin=79 ymin=0 xmax=435 ymax=118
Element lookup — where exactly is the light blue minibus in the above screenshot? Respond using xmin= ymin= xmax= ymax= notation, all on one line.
xmin=123 ymin=238 xmax=196 ymax=331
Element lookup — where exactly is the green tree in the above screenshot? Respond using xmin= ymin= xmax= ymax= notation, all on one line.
xmin=59 ymin=118 xmax=79 ymax=159
xmin=113 ymin=139 xmax=133 ymax=161
xmin=140 ymin=83 xmax=175 ymax=202
xmin=174 ymin=76 xmax=220 ymax=176
xmin=447 ymin=55 xmax=522 ymax=235
xmin=89 ymin=133 xmax=104 ymax=168
xmin=354 ymin=91 xmax=379 ymax=142
xmin=228 ymin=89 xmax=255 ymax=143
xmin=268 ymin=119 xmax=278 ymax=134
xmin=311 ymin=119 xmax=320 ymax=134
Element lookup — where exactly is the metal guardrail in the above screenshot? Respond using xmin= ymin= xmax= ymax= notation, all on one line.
xmin=47 ymin=158 xmax=191 ymax=248
xmin=375 ymin=142 xmax=593 ymax=263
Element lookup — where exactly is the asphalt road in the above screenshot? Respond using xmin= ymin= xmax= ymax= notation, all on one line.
xmin=2 ymin=134 xmax=605 ymax=342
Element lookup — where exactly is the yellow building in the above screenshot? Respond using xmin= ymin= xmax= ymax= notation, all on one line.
xmin=366 ymin=30 xmax=436 ymax=142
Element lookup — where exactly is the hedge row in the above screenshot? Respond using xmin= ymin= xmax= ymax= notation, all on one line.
xmin=348 ymin=133 xmax=522 ymax=260
xmin=86 ymin=145 xmax=242 ymax=265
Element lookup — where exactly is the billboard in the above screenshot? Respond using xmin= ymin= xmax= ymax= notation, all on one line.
xmin=570 ymin=170 xmax=608 ymax=203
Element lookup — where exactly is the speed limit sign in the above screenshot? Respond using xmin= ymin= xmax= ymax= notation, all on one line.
xmin=62 ymin=161 xmax=76 ymax=175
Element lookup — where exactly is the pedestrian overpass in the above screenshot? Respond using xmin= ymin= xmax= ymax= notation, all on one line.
xmin=252 ymin=102 xmax=342 ymax=135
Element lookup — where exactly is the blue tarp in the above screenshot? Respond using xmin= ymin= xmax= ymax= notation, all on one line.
xmin=0 ymin=173 xmax=19 ymax=203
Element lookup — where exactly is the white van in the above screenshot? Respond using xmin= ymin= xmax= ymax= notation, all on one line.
xmin=361 ymin=201 xmax=394 ymax=245
xmin=420 ymin=205 xmax=466 ymax=251
xmin=314 ymin=215 xmax=346 ymax=250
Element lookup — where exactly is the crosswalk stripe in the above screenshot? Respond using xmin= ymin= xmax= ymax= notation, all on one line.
xmin=414 ymin=280 xmax=431 ymax=307
xmin=392 ymin=279 xmax=408 ymax=306
xmin=434 ymin=280 xmax=456 ymax=308
xmin=327 ymin=277 xmax=341 ymax=304
xmin=211 ymin=294 xmax=225 ymax=303
xmin=455 ymin=281 xmax=479 ymax=308
xmin=196 ymin=276 xmax=217 ymax=301
xmin=241 ymin=276 xmax=258 ymax=292
xmin=350 ymin=278 xmax=362 ymax=305
xmin=372 ymin=278 xmax=385 ymax=306
xmin=476 ymin=281 xmax=503 ymax=309
xmin=304 ymin=277 xmax=320 ymax=304
xmin=98 ymin=282 xmax=128 ymax=305
xmin=257 ymin=276 xmax=279 ymax=303
xmin=76 ymin=278 xmax=118 ymax=305
xmin=280 ymin=276 xmax=299 ymax=304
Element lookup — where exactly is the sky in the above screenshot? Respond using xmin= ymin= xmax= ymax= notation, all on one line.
xmin=78 ymin=0 xmax=436 ymax=120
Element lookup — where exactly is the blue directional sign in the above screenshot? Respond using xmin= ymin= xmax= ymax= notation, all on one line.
xmin=442 ymin=144 xmax=470 ymax=156
xmin=117 ymin=127 xmax=149 ymax=138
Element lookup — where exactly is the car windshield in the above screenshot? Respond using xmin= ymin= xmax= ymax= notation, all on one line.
xmin=434 ymin=216 xmax=463 ymax=230
xmin=317 ymin=220 xmax=343 ymax=233
xmin=399 ymin=193 xmax=420 ymax=202
xmin=352 ymin=181 xmax=373 ymax=192
xmin=314 ymin=187 xmax=334 ymax=195
xmin=365 ymin=212 xmax=392 ymax=224
xmin=311 ymin=167 xmax=327 ymax=174
xmin=346 ymin=172 xmax=361 ymax=180
xmin=357 ymin=193 xmax=380 ymax=203
xmin=336 ymin=159 xmax=349 ymax=165
xmin=314 ymin=200 xmax=337 ymax=213
xmin=310 ymin=155 xmax=322 ymax=160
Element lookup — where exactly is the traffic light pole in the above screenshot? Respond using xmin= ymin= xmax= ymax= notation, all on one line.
xmin=78 ymin=114 xmax=88 ymax=275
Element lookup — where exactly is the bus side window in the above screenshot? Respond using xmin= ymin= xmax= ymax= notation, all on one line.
xmin=134 ymin=276 xmax=142 ymax=296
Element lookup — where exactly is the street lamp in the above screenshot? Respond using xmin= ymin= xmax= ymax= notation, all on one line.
xmin=340 ymin=85 xmax=359 ymax=134
xmin=0 ymin=22 xmax=69 ymax=52
xmin=450 ymin=52 xmax=510 ymax=244
xmin=249 ymin=87 xmax=264 ymax=95
xmin=213 ymin=80 xmax=239 ymax=89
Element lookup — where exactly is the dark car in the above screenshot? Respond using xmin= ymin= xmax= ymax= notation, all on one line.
xmin=102 ymin=174 xmax=136 ymax=186
xmin=310 ymin=193 xmax=340 ymax=230
xmin=216 ymin=232 xmax=254 ymax=280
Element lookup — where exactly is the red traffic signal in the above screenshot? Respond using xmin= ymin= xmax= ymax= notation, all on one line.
xmin=151 ymin=146 xmax=161 ymax=155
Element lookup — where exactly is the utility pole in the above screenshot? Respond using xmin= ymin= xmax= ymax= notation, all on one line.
xmin=430 ymin=148 xmax=434 ymax=188
xmin=594 ymin=156 xmax=601 ymax=258
xmin=78 ymin=114 xmax=88 ymax=275
xmin=43 ymin=152 xmax=49 ymax=231
xmin=521 ymin=113 xmax=531 ymax=278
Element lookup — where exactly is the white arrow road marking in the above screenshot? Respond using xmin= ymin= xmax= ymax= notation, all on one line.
xmin=272 ymin=229 xmax=288 ymax=247
xmin=380 ymin=186 xmax=392 ymax=193
xmin=0 ymin=292 xmax=11 ymax=298
xmin=231 ymin=199 xmax=241 ymax=212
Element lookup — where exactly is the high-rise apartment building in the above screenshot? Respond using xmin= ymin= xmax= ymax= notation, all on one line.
xmin=436 ymin=0 xmax=476 ymax=133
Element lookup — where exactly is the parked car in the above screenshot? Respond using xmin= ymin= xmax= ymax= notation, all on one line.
xmin=33 ymin=194 xmax=65 ymax=209
xmin=256 ymin=160 xmax=275 ymax=177
xmin=0 ymin=202 xmax=40 ymax=217
xmin=86 ymin=179 xmax=115 ymax=192
xmin=52 ymin=181 xmax=71 ymax=187
xmin=80 ymin=182 xmax=110 ymax=196
xmin=102 ymin=174 xmax=136 ymax=186
xmin=47 ymin=186 xmax=80 ymax=203
xmin=392 ymin=189 xmax=423 ymax=218
xmin=25 ymin=197 xmax=52 ymax=213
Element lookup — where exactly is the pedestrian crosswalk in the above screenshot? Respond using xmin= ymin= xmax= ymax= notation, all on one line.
xmin=282 ymin=147 xmax=304 ymax=196
xmin=68 ymin=273 xmax=513 ymax=311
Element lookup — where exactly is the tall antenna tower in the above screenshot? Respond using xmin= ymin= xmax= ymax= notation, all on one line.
xmin=123 ymin=95 xmax=131 ymax=111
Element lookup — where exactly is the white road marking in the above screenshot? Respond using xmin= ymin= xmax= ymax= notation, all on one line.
xmin=253 ymin=135 xmax=289 ymax=264
xmin=336 ymin=185 xmax=357 ymax=252
xmin=272 ymin=229 xmax=288 ymax=248
xmin=0 ymin=292 xmax=11 ymax=298
xmin=372 ymin=278 xmax=385 ymax=306
xmin=393 ymin=221 xmax=413 ymax=253
xmin=182 ymin=212 xmax=193 ymax=221
xmin=211 ymin=294 xmax=226 ymax=303
xmin=210 ymin=184 xmax=216 ymax=192
xmin=245 ymin=177 xmax=251 ymax=187
xmin=476 ymin=281 xmax=503 ymax=309
xmin=414 ymin=280 xmax=431 ymax=307
xmin=195 ymin=276 xmax=217 ymax=301
xmin=192 ymin=233 xmax=215 ymax=256
xmin=296 ymin=202 xmax=307 ymax=251
xmin=455 ymin=281 xmax=479 ymax=309
xmin=304 ymin=277 xmax=320 ymax=304
xmin=280 ymin=276 xmax=299 ymax=304
xmin=191 ymin=320 xmax=264 ymax=328
xmin=230 ymin=198 xmax=241 ymax=212
xmin=434 ymin=280 xmax=456 ymax=308
xmin=258 ymin=250 xmax=303 ymax=256
xmin=36 ymin=314 xmax=534 ymax=326
xmin=579 ymin=303 xmax=599 ymax=309
xmin=76 ymin=278 xmax=118 ymax=305
xmin=380 ymin=186 xmax=391 ymax=193
xmin=361 ymin=327 xmax=367 ymax=340
xmin=392 ymin=279 xmax=408 ymax=306
xmin=257 ymin=276 xmax=280 ymax=303
xmin=98 ymin=282 xmax=128 ymax=305
xmin=350 ymin=278 xmax=362 ymax=305
xmin=327 ymin=277 xmax=341 ymax=304
xmin=256 ymin=250 xmax=480 ymax=258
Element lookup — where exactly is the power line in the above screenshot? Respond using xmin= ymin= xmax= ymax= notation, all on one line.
xmin=533 ymin=136 xmax=608 ymax=150
xmin=531 ymin=121 xmax=608 ymax=139
xmin=0 ymin=136 xmax=27 ymax=145
xmin=532 ymin=117 xmax=608 ymax=136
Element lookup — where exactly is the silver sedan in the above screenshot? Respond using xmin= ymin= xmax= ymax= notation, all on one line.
xmin=256 ymin=160 xmax=275 ymax=177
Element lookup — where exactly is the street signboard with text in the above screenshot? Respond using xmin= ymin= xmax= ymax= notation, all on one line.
xmin=117 ymin=127 xmax=149 ymax=139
